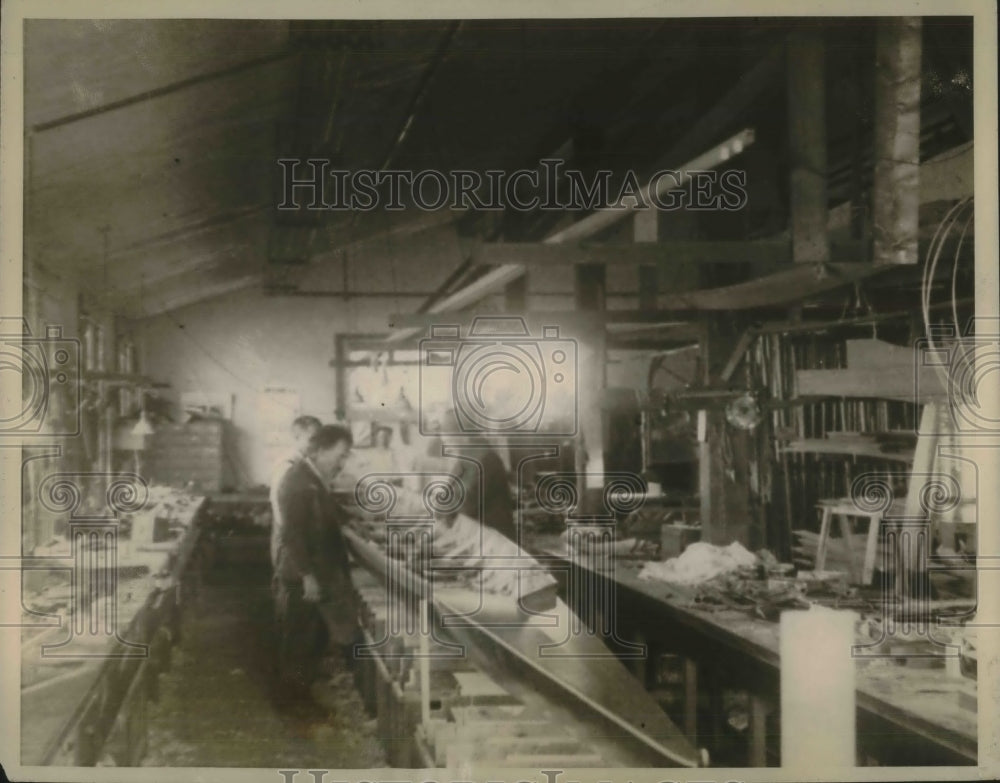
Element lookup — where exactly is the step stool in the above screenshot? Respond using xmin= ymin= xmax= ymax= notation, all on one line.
xmin=815 ymin=499 xmax=883 ymax=585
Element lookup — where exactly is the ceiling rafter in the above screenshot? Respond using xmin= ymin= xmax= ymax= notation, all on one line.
xmin=30 ymin=50 xmax=295 ymax=133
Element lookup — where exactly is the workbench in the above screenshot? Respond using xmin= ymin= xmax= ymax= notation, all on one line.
xmin=20 ymin=491 xmax=206 ymax=766
xmin=528 ymin=534 xmax=977 ymax=767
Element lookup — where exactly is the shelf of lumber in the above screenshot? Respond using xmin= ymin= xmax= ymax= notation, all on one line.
xmin=779 ymin=433 xmax=915 ymax=462
xmin=796 ymin=338 xmax=949 ymax=401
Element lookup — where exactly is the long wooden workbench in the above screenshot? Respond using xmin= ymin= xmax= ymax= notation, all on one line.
xmin=19 ymin=491 xmax=205 ymax=766
xmin=528 ymin=534 xmax=977 ymax=767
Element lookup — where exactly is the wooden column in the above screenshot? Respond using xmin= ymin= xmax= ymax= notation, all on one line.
xmin=683 ymin=657 xmax=699 ymax=742
xmin=699 ymin=320 xmax=753 ymax=547
xmin=504 ymin=275 xmax=527 ymax=314
xmin=575 ymin=265 xmax=607 ymax=510
xmin=634 ymin=209 xmax=659 ymax=311
xmin=575 ymin=264 xmax=606 ymax=312
xmin=748 ymin=693 xmax=770 ymax=766
xmin=873 ymin=18 xmax=922 ymax=265
xmin=787 ymin=28 xmax=829 ymax=264
xmin=333 ymin=334 xmax=348 ymax=420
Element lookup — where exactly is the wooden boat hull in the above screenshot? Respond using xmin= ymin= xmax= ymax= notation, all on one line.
xmin=344 ymin=529 xmax=702 ymax=767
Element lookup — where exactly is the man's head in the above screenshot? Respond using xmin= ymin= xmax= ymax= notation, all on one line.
xmin=373 ymin=425 xmax=392 ymax=449
xmin=306 ymin=424 xmax=353 ymax=480
xmin=291 ymin=415 xmax=321 ymax=449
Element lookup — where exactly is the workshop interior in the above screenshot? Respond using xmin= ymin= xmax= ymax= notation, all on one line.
xmin=12 ymin=15 xmax=981 ymax=771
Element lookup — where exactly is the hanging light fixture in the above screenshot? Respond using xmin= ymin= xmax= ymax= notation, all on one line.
xmin=131 ymin=386 xmax=155 ymax=437
xmin=132 ymin=272 xmax=155 ymax=439
xmin=131 ymin=408 xmax=155 ymax=437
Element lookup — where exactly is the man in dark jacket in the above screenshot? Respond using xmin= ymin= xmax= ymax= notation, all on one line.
xmin=450 ymin=435 xmax=517 ymax=543
xmin=274 ymin=424 xmax=357 ymax=705
xmin=269 ymin=414 xmax=321 ymax=570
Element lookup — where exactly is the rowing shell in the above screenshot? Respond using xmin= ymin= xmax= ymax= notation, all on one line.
xmin=344 ymin=528 xmax=703 ymax=767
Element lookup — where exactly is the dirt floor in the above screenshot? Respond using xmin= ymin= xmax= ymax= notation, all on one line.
xmin=143 ymin=553 xmax=386 ymax=768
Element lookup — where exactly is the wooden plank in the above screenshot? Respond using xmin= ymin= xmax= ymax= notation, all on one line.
xmin=779 ymin=437 xmax=914 ymax=463
xmin=473 ymin=239 xmax=787 ymax=267
xmin=634 ymin=207 xmax=658 ymax=312
xmin=657 ymin=44 xmax=782 ymax=167
xmin=546 ymin=129 xmax=755 ymax=245
xmin=657 ymin=262 xmax=883 ymax=311
xmin=872 ymin=18 xmax=922 ymax=265
xmin=683 ymin=657 xmax=698 ymax=742
xmin=787 ymin=28 xmax=829 ymax=264
xmin=606 ymin=322 xmax=703 ymax=343
xmin=384 ymin=264 xmax=526 ymax=343
xmin=719 ymin=329 xmax=756 ymax=382
xmin=389 ymin=309 xmax=699 ymax=330
xmin=920 ymin=142 xmax=973 ymax=204
xmin=796 ymin=366 xmax=946 ymax=401
xmin=904 ymin=404 xmax=940 ymax=520
xmin=749 ymin=693 xmax=769 ymax=766
xmin=846 ymin=338 xmax=919 ymax=369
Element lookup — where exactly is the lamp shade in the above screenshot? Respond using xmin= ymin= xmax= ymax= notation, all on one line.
xmin=131 ymin=411 xmax=155 ymax=438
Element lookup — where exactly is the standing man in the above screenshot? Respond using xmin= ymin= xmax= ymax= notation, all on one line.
xmin=274 ymin=424 xmax=358 ymax=707
xmin=269 ymin=415 xmax=321 ymax=571
xmin=450 ymin=434 xmax=517 ymax=543
xmin=366 ymin=424 xmax=400 ymax=477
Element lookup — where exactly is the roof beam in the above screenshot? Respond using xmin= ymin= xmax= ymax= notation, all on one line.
xmin=546 ymin=129 xmax=755 ymax=245
xmin=655 ymin=44 xmax=782 ymax=168
xmin=106 ymin=205 xmax=268 ymax=260
xmin=787 ymin=28 xmax=829 ymax=264
xmin=108 ymin=250 xmax=240 ymax=294
xmin=31 ymin=50 xmax=293 ymax=133
xmin=138 ymin=275 xmax=261 ymax=317
xmin=390 ymin=310 xmax=705 ymax=331
xmin=380 ymin=22 xmax=462 ymax=171
xmin=470 ymin=239 xmax=867 ymax=268
xmin=383 ymin=129 xmax=754 ymax=344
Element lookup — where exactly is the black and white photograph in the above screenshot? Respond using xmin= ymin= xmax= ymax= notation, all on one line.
xmin=0 ymin=2 xmax=997 ymax=781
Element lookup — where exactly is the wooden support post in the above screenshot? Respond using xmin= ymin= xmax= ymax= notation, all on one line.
xmin=872 ymin=18 xmax=922 ymax=265
xmin=419 ymin=598 xmax=431 ymax=727
xmin=709 ymin=666 xmax=725 ymax=751
xmin=683 ymin=657 xmax=699 ymax=742
xmin=334 ymin=334 xmax=348 ymax=420
xmin=699 ymin=320 xmax=753 ymax=546
xmin=634 ymin=209 xmax=659 ymax=312
xmin=629 ymin=630 xmax=652 ymax=687
xmin=504 ymin=275 xmax=527 ymax=315
xmin=575 ymin=264 xmax=606 ymax=312
xmin=898 ymin=402 xmax=939 ymax=596
xmin=575 ymin=265 xmax=607 ymax=509
xmin=749 ymin=693 xmax=769 ymax=766
xmin=787 ymin=28 xmax=829 ymax=264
